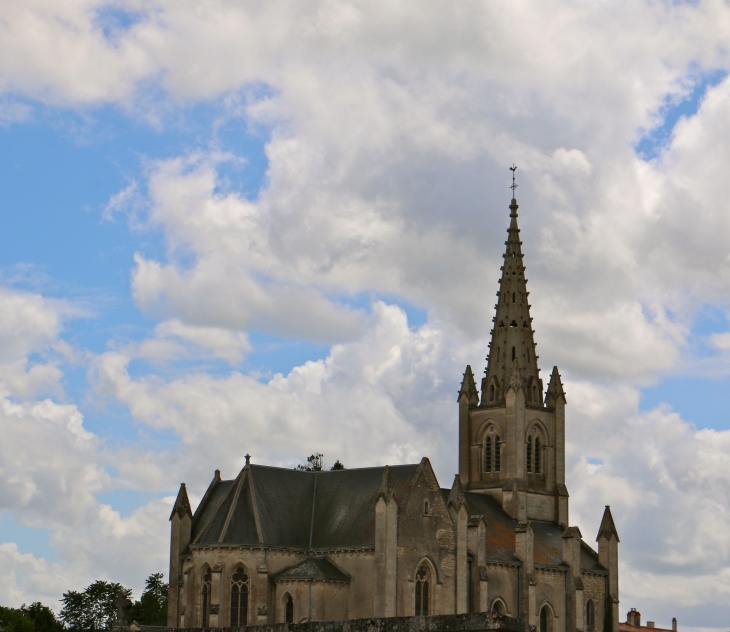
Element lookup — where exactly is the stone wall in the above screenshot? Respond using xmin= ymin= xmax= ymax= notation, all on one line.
xmin=167 ymin=611 xmax=522 ymax=632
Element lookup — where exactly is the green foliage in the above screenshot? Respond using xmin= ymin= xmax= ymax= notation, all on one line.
xmin=0 ymin=602 xmax=63 ymax=632
xmin=296 ymin=453 xmax=345 ymax=471
xmin=60 ymin=581 xmax=131 ymax=631
xmin=128 ymin=573 xmax=167 ymax=626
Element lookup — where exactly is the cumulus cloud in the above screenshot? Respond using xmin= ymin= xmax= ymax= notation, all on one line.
xmin=90 ymin=302 xmax=473 ymax=484
xmin=566 ymin=381 xmax=730 ymax=622
xmin=5 ymin=0 xmax=730 ymax=627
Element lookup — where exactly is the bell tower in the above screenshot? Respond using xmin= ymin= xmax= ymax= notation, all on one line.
xmin=457 ymin=185 xmax=569 ymax=525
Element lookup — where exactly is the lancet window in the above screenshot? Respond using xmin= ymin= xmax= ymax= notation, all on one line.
xmin=534 ymin=437 xmax=541 ymax=474
xmin=586 ymin=600 xmax=595 ymax=631
xmin=201 ymin=568 xmax=212 ymax=627
xmin=494 ymin=436 xmax=501 ymax=472
xmin=526 ymin=436 xmax=532 ymax=473
xmin=485 ymin=436 xmax=492 ymax=472
xmin=540 ymin=606 xmax=552 ymax=632
xmin=230 ymin=566 xmax=249 ymax=627
xmin=284 ymin=593 xmax=293 ymax=624
xmin=415 ymin=564 xmax=430 ymax=616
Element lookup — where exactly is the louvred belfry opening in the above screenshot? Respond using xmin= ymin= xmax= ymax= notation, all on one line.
xmin=481 ymin=196 xmax=542 ymax=406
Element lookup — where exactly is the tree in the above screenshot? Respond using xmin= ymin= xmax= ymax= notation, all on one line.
xmin=128 ymin=573 xmax=168 ymax=626
xmin=296 ymin=453 xmax=345 ymax=471
xmin=0 ymin=603 xmax=63 ymax=632
xmin=60 ymin=581 xmax=132 ymax=630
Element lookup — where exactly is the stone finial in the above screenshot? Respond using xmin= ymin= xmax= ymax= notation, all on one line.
xmin=508 ymin=358 xmax=523 ymax=393
xmin=545 ymin=365 xmax=566 ymax=407
xmin=458 ymin=365 xmax=479 ymax=406
xmin=448 ymin=474 xmax=466 ymax=510
xmin=169 ymin=483 xmax=192 ymax=521
xmin=596 ymin=505 xmax=620 ymax=543
xmin=378 ymin=465 xmax=396 ymax=502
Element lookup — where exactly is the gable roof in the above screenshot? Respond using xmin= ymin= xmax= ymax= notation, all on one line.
xmin=190 ymin=462 xmax=420 ymax=549
xmin=271 ymin=556 xmax=352 ymax=582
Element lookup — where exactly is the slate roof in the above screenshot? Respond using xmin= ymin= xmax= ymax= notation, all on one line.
xmin=454 ymin=490 xmax=606 ymax=572
xmin=187 ymin=461 xmax=606 ymax=575
xmin=190 ymin=463 xmax=420 ymax=549
xmin=271 ymin=556 xmax=352 ymax=582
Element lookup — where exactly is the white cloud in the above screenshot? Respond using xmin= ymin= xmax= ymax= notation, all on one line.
xmin=5 ymin=0 xmax=730 ymax=626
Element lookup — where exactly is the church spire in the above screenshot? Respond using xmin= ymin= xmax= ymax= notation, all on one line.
xmin=481 ymin=187 xmax=542 ymax=406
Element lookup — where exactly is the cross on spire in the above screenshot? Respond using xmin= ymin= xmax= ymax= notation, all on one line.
xmin=509 ymin=164 xmax=518 ymax=197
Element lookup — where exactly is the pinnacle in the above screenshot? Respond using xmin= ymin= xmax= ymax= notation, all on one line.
xmin=596 ymin=505 xmax=620 ymax=543
xmin=169 ymin=483 xmax=192 ymax=521
xmin=458 ymin=365 xmax=479 ymax=406
xmin=378 ymin=465 xmax=396 ymax=502
xmin=448 ymin=474 xmax=466 ymax=509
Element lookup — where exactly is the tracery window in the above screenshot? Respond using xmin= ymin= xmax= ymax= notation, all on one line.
xmin=230 ymin=566 xmax=249 ymax=627
xmin=534 ymin=437 xmax=541 ymax=474
xmin=201 ymin=568 xmax=212 ymax=627
xmin=526 ymin=436 xmax=532 ymax=473
xmin=494 ymin=436 xmax=501 ymax=472
xmin=414 ymin=564 xmax=430 ymax=616
xmin=485 ymin=436 xmax=492 ymax=472
xmin=586 ymin=599 xmax=595 ymax=631
xmin=284 ymin=593 xmax=293 ymax=624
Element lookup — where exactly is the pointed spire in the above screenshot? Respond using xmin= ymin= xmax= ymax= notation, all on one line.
xmin=448 ymin=474 xmax=466 ymax=509
xmin=169 ymin=483 xmax=192 ymax=521
xmin=458 ymin=365 xmax=479 ymax=406
xmin=378 ymin=465 xmax=396 ymax=502
xmin=596 ymin=506 xmax=620 ymax=542
xmin=545 ymin=366 xmax=566 ymax=407
xmin=482 ymin=191 xmax=542 ymax=407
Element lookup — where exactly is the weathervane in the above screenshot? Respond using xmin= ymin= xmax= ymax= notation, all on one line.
xmin=509 ymin=164 xmax=518 ymax=196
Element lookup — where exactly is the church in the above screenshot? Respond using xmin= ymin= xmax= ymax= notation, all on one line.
xmin=166 ymin=193 xmax=620 ymax=632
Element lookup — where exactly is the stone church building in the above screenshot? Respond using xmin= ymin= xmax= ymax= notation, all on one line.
xmin=166 ymin=195 xmax=620 ymax=632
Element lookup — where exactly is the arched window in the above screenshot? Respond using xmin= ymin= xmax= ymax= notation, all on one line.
xmin=512 ymin=292 xmax=516 ymax=303
xmin=586 ymin=599 xmax=595 ymax=631
xmin=534 ymin=437 xmax=541 ymax=474
xmin=415 ymin=564 xmax=430 ymax=616
xmin=526 ymin=436 xmax=532 ymax=473
xmin=284 ymin=593 xmax=293 ymax=624
xmin=201 ymin=567 xmax=212 ymax=627
xmin=492 ymin=599 xmax=505 ymax=616
xmin=230 ymin=566 xmax=249 ymax=627
xmin=489 ymin=384 xmax=495 ymax=401
xmin=485 ymin=436 xmax=492 ymax=472
xmin=423 ymin=500 xmax=430 ymax=515
xmin=494 ymin=437 xmax=501 ymax=472
xmin=540 ymin=606 xmax=552 ymax=632
xmin=512 ymin=346 xmax=516 ymax=360
xmin=532 ymin=383 xmax=537 ymax=400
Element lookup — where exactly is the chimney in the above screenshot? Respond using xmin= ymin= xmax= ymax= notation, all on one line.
xmin=647 ymin=623 xmax=655 ymax=628
xmin=627 ymin=608 xmax=641 ymax=628
xmin=672 ymin=618 xmax=677 ymax=631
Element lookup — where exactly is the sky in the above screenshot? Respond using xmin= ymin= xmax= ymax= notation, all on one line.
xmin=1 ymin=0 xmax=730 ymax=629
